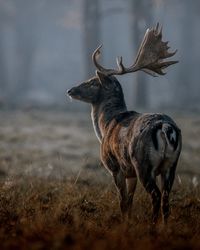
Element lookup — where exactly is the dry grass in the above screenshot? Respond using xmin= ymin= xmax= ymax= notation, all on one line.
xmin=0 ymin=110 xmax=200 ymax=249
xmin=0 ymin=174 xmax=200 ymax=250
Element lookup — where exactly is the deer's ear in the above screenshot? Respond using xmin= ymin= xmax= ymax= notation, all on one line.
xmin=96 ymin=70 xmax=110 ymax=84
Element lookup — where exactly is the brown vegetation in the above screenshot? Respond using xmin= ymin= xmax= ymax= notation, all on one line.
xmin=0 ymin=175 xmax=200 ymax=250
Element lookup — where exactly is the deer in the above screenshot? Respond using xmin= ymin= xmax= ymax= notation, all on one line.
xmin=67 ymin=23 xmax=182 ymax=224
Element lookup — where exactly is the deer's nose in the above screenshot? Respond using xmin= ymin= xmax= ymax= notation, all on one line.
xmin=67 ymin=88 xmax=75 ymax=96
xmin=67 ymin=89 xmax=72 ymax=95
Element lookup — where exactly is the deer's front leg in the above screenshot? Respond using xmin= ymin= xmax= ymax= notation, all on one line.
xmin=113 ymin=170 xmax=129 ymax=218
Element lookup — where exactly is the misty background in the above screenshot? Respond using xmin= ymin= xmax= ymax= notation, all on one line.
xmin=0 ymin=0 xmax=200 ymax=111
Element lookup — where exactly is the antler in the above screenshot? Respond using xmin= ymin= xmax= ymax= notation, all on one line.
xmin=92 ymin=23 xmax=178 ymax=77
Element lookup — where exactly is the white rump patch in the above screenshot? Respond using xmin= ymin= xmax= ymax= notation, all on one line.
xmin=170 ymin=129 xmax=176 ymax=142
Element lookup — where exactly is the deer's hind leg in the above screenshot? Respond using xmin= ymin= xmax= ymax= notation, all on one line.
xmin=126 ymin=177 xmax=137 ymax=218
xmin=160 ymin=161 xmax=177 ymax=224
xmin=137 ymin=164 xmax=161 ymax=224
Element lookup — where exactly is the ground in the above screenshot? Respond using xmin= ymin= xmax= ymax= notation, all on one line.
xmin=0 ymin=110 xmax=200 ymax=250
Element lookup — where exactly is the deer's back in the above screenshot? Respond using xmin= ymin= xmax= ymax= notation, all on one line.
xmin=100 ymin=111 xmax=181 ymax=177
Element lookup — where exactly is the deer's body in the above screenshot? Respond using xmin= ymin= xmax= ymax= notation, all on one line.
xmin=67 ymin=24 xmax=182 ymax=223
xmin=100 ymin=110 xmax=180 ymax=178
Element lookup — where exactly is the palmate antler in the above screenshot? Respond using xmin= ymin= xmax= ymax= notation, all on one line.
xmin=92 ymin=23 xmax=178 ymax=77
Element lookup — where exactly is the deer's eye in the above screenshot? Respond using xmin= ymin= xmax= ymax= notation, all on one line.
xmin=91 ymin=83 xmax=97 ymax=88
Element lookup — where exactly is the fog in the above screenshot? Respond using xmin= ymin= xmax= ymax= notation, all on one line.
xmin=0 ymin=0 xmax=200 ymax=111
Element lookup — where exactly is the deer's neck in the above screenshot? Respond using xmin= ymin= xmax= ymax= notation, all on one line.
xmin=91 ymin=97 xmax=127 ymax=142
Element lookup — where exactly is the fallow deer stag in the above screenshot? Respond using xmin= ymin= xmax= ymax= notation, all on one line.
xmin=67 ymin=23 xmax=182 ymax=224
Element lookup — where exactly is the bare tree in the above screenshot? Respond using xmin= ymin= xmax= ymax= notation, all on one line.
xmin=130 ymin=0 xmax=153 ymax=108
xmin=177 ymin=0 xmax=195 ymax=108
xmin=82 ymin=0 xmax=101 ymax=78
xmin=0 ymin=23 xmax=7 ymax=102
xmin=0 ymin=1 xmax=12 ymax=104
xmin=11 ymin=0 xmax=39 ymax=103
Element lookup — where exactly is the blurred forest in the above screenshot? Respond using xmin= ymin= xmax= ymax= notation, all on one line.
xmin=0 ymin=0 xmax=200 ymax=111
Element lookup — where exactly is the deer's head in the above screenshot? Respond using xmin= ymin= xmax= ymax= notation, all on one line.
xmin=68 ymin=23 xmax=178 ymax=104
xmin=67 ymin=71 xmax=123 ymax=104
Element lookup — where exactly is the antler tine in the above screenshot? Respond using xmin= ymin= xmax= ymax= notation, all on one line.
xmin=166 ymin=49 xmax=178 ymax=58
xmin=92 ymin=45 xmax=104 ymax=72
xmin=155 ymin=23 xmax=162 ymax=37
xmin=116 ymin=56 xmax=125 ymax=72
xmin=154 ymin=22 xmax=160 ymax=35
xmin=92 ymin=45 xmax=124 ymax=75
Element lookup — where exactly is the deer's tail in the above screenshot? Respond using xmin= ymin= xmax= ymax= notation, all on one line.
xmin=152 ymin=122 xmax=181 ymax=159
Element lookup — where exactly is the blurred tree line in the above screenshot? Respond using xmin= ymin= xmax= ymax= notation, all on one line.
xmin=0 ymin=0 xmax=200 ymax=110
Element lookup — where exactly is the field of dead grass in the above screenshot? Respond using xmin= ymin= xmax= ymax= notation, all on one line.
xmin=0 ymin=110 xmax=200 ymax=249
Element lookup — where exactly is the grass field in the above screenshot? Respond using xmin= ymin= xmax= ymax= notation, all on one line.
xmin=0 ymin=110 xmax=200 ymax=249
